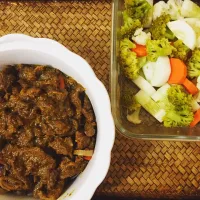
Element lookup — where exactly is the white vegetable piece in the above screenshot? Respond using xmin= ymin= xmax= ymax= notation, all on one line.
xmin=167 ymin=20 xmax=196 ymax=50
xmin=142 ymin=61 xmax=155 ymax=82
xmin=132 ymin=28 xmax=151 ymax=45
xmin=146 ymin=0 xmax=153 ymax=6
xmin=194 ymin=91 xmax=200 ymax=103
xmin=151 ymin=83 xmax=171 ymax=102
xmin=132 ymin=75 xmax=156 ymax=96
xmin=135 ymin=90 xmax=166 ymax=122
xmin=150 ymin=56 xmax=171 ymax=87
xmin=191 ymin=99 xmax=200 ymax=112
xmin=197 ymin=76 xmax=200 ymax=83
xmin=181 ymin=0 xmax=200 ymax=18
xmin=184 ymin=18 xmax=200 ymax=47
xmin=167 ymin=0 xmax=183 ymax=20
xmin=153 ymin=1 xmax=169 ymax=20
xmin=196 ymin=83 xmax=200 ymax=90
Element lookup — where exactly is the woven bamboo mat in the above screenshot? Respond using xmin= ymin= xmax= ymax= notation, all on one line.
xmin=0 ymin=0 xmax=199 ymax=199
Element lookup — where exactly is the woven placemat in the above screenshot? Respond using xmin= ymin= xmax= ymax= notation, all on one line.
xmin=0 ymin=0 xmax=199 ymax=199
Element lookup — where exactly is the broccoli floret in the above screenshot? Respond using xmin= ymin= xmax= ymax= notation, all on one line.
xmin=146 ymin=38 xmax=175 ymax=62
xmin=119 ymin=38 xmax=142 ymax=80
xmin=171 ymin=40 xmax=190 ymax=62
xmin=149 ymin=14 xmax=175 ymax=40
xmin=187 ymin=48 xmax=200 ymax=78
xmin=125 ymin=0 xmax=151 ymax=21
xmin=163 ymin=85 xmax=194 ymax=127
xmin=120 ymin=11 xmax=142 ymax=39
xmin=127 ymin=107 xmax=142 ymax=124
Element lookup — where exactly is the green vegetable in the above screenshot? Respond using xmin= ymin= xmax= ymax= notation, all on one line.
xmin=163 ymin=85 xmax=194 ymax=127
xmin=171 ymin=40 xmax=190 ymax=62
xmin=127 ymin=107 xmax=142 ymax=124
xmin=187 ymin=48 xmax=200 ymax=78
xmin=149 ymin=14 xmax=175 ymax=40
xmin=181 ymin=0 xmax=200 ymax=18
xmin=121 ymin=78 xmax=141 ymax=112
xmin=119 ymin=38 xmax=143 ymax=80
xmin=120 ymin=11 xmax=142 ymax=39
xmin=125 ymin=0 xmax=151 ymax=21
xmin=135 ymin=90 xmax=166 ymax=122
xmin=146 ymin=38 xmax=174 ymax=62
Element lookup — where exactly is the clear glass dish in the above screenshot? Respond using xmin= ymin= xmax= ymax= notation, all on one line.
xmin=111 ymin=0 xmax=200 ymax=141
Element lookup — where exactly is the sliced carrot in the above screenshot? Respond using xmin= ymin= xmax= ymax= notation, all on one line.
xmin=190 ymin=109 xmax=200 ymax=127
xmin=84 ymin=156 xmax=92 ymax=161
xmin=168 ymin=58 xmax=187 ymax=84
xmin=59 ymin=75 xmax=65 ymax=89
xmin=182 ymin=78 xmax=198 ymax=95
xmin=132 ymin=44 xmax=147 ymax=57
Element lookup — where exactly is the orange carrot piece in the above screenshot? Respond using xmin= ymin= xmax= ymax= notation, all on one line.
xmin=84 ymin=156 xmax=92 ymax=161
xmin=168 ymin=58 xmax=187 ymax=84
xmin=59 ymin=75 xmax=65 ymax=89
xmin=132 ymin=44 xmax=147 ymax=57
xmin=190 ymin=109 xmax=200 ymax=127
xmin=182 ymin=78 xmax=199 ymax=95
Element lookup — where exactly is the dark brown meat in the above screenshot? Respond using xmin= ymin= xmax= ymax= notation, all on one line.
xmin=75 ymin=131 xmax=91 ymax=149
xmin=15 ymin=127 xmax=34 ymax=147
xmin=59 ymin=157 xmax=87 ymax=179
xmin=48 ymin=137 xmax=73 ymax=157
xmin=0 ymin=176 xmax=31 ymax=191
xmin=19 ymin=87 xmax=41 ymax=101
xmin=0 ymin=111 xmax=23 ymax=139
xmin=84 ymin=122 xmax=96 ymax=137
xmin=34 ymin=179 xmax=64 ymax=200
xmin=0 ymin=66 xmax=17 ymax=92
xmin=41 ymin=120 xmax=71 ymax=136
xmin=18 ymin=65 xmax=37 ymax=82
xmin=0 ymin=64 xmax=96 ymax=200
xmin=70 ymin=85 xmax=85 ymax=120
xmin=47 ymin=90 xmax=68 ymax=102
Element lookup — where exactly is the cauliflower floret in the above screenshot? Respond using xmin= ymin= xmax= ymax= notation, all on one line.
xmin=167 ymin=0 xmax=183 ymax=20
xmin=132 ymin=28 xmax=151 ymax=45
xmin=153 ymin=1 xmax=169 ymax=21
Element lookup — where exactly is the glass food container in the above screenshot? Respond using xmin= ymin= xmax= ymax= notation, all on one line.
xmin=111 ymin=0 xmax=200 ymax=141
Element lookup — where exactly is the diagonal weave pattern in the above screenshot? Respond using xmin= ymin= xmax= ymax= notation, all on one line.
xmin=0 ymin=0 xmax=199 ymax=199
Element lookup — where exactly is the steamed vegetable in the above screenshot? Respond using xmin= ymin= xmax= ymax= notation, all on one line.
xmin=127 ymin=106 xmax=142 ymax=124
xmin=132 ymin=75 xmax=156 ymax=96
xmin=120 ymin=11 xmax=142 ymax=38
xmin=187 ymin=48 xmax=200 ymax=78
xmin=181 ymin=0 xmax=200 ymax=18
xmin=132 ymin=43 xmax=147 ymax=57
xmin=171 ymin=40 xmax=190 ymax=61
xmin=142 ymin=61 xmax=154 ymax=82
xmin=74 ymin=150 xmax=94 ymax=156
xmin=150 ymin=56 xmax=171 ymax=87
xmin=190 ymin=109 xmax=200 ymax=127
xmin=135 ymin=90 xmax=166 ymax=122
xmin=146 ymin=38 xmax=174 ymax=62
xmin=119 ymin=38 xmax=141 ymax=80
xmin=167 ymin=20 xmax=196 ymax=50
xmin=151 ymin=83 xmax=171 ymax=102
xmin=168 ymin=58 xmax=187 ymax=84
xmin=153 ymin=1 xmax=169 ymax=20
xmin=167 ymin=0 xmax=183 ymax=20
xmin=132 ymin=28 xmax=151 ymax=45
xmin=150 ymin=14 xmax=175 ymax=40
xmin=191 ymin=99 xmax=200 ymax=111
xmin=125 ymin=0 xmax=152 ymax=21
xmin=182 ymin=78 xmax=198 ymax=95
xmin=163 ymin=85 xmax=194 ymax=127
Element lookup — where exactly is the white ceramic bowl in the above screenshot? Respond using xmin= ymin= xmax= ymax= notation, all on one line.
xmin=0 ymin=34 xmax=115 ymax=200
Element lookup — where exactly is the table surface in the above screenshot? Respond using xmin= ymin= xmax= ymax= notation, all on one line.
xmin=0 ymin=0 xmax=200 ymax=199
